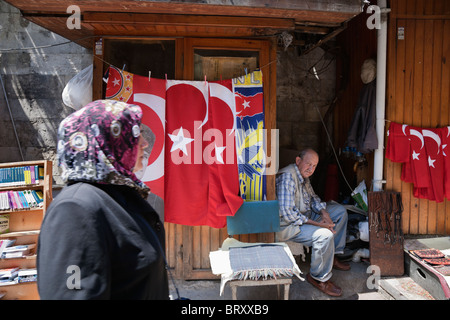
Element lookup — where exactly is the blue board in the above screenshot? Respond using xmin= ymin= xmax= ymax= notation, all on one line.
xmin=227 ymin=200 xmax=280 ymax=235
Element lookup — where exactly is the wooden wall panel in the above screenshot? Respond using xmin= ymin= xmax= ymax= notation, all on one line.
xmin=385 ymin=0 xmax=450 ymax=235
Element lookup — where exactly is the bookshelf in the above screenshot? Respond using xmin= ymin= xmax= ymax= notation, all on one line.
xmin=0 ymin=160 xmax=52 ymax=300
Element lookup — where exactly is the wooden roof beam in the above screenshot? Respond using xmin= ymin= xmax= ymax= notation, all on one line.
xmin=83 ymin=12 xmax=296 ymax=30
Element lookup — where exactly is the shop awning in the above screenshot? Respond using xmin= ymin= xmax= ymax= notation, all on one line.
xmin=5 ymin=0 xmax=362 ymax=48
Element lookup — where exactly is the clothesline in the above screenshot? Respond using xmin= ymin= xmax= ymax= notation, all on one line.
xmin=93 ymin=54 xmax=277 ymax=83
xmin=383 ymin=119 xmax=450 ymax=127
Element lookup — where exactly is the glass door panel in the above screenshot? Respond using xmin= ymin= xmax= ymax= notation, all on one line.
xmin=193 ymin=49 xmax=259 ymax=81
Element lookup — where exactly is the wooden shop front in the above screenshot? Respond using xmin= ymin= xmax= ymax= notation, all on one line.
xmin=5 ymin=0 xmax=361 ymax=279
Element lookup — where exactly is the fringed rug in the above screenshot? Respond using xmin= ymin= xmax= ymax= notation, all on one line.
xmin=229 ymin=244 xmax=295 ymax=281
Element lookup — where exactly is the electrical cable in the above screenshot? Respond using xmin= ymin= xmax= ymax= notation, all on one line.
xmin=314 ymin=103 xmax=354 ymax=194
xmin=0 ymin=68 xmax=25 ymax=161
xmin=0 ymin=35 xmax=96 ymax=53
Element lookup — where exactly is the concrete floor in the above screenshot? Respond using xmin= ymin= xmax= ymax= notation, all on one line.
xmin=168 ymin=238 xmax=442 ymax=301
xmin=169 ymin=258 xmax=400 ymax=300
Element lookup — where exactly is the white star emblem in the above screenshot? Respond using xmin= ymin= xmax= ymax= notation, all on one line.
xmin=112 ymin=78 xmax=120 ymax=86
xmin=412 ymin=150 xmax=420 ymax=160
xmin=168 ymin=127 xmax=194 ymax=156
xmin=242 ymin=100 xmax=250 ymax=109
xmin=428 ymin=156 xmax=436 ymax=168
xmin=214 ymin=145 xmax=226 ymax=164
xmin=443 ymin=144 xmax=447 ymax=157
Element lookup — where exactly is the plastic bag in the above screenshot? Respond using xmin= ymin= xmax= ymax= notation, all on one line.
xmin=358 ymin=220 xmax=369 ymax=242
xmin=62 ymin=64 xmax=93 ymax=110
xmin=351 ymin=180 xmax=368 ymax=211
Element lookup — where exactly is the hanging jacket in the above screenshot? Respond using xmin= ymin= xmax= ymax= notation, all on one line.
xmin=346 ymin=80 xmax=378 ymax=154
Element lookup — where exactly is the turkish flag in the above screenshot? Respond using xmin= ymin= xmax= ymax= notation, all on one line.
xmin=164 ymin=80 xmax=242 ymax=228
xmin=105 ymin=66 xmax=166 ymax=199
xmin=105 ymin=68 xmax=256 ymax=227
xmin=386 ymin=122 xmax=410 ymax=163
xmin=442 ymin=127 xmax=450 ymax=200
xmin=423 ymin=128 xmax=444 ymax=202
xmin=208 ymin=80 xmax=243 ymax=217
xmin=407 ymin=127 xmax=431 ymax=190
xmin=235 ymin=89 xmax=264 ymax=120
xmin=386 ymin=121 xmax=450 ymax=203
xmin=164 ymin=80 xmax=209 ymax=226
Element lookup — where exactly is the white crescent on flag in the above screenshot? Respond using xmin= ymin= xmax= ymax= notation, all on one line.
xmin=209 ymin=82 xmax=236 ymax=135
xmin=410 ymin=129 xmax=424 ymax=149
xmin=133 ymin=93 xmax=165 ymax=182
xmin=423 ymin=129 xmax=441 ymax=154
xmin=166 ymin=80 xmax=209 ymax=130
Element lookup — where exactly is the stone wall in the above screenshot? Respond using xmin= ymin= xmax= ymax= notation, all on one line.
xmin=0 ymin=1 xmax=92 ymax=186
xmin=276 ymin=46 xmax=336 ymax=169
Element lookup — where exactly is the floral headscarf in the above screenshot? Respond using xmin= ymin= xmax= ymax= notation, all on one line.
xmin=57 ymin=100 xmax=150 ymax=198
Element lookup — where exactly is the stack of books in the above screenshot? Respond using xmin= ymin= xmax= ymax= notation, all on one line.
xmin=0 ymin=190 xmax=44 ymax=211
xmin=0 ymin=267 xmax=19 ymax=284
xmin=0 ymin=239 xmax=16 ymax=252
xmin=1 ymin=244 xmax=36 ymax=259
xmin=0 ymin=166 xmax=44 ymax=187
xmin=0 ymin=239 xmax=37 ymax=285
xmin=0 ymin=268 xmax=37 ymax=285
xmin=17 ymin=269 xmax=37 ymax=283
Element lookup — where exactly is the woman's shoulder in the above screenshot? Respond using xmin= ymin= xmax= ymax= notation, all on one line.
xmin=49 ymin=182 xmax=112 ymax=212
xmin=60 ymin=182 xmax=108 ymax=199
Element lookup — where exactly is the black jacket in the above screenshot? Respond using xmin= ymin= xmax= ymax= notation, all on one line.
xmin=37 ymin=182 xmax=169 ymax=300
xmin=346 ymin=80 xmax=378 ymax=154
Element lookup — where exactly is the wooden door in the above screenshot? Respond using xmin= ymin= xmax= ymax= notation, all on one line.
xmin=164 ymin=38 xmax=277 ymax=279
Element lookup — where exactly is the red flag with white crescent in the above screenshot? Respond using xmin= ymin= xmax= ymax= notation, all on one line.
xmin=164 ymin=80 xmax=215 ymax=226
xmin=386 ymin=122 xmax=410 ymax=163
xmin=105 ymin=66 xmax=166 ymax=199
xmin=442 ymin=127 xmax=450 ymax=200
xmin=106 ymin=68 xmax=244 ymax=227
xmin=208 ymin=80 xmax=243 ymax=218
xmin=164 ymin=80 xmax=242 ymax=228
xmin=422 ymin=128 xmax=444 ymax=202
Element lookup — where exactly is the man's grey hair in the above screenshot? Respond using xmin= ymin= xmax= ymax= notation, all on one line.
xmin=297 ymin=148 xmax=318 ymax=159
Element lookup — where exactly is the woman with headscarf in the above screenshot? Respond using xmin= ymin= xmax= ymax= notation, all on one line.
xmin=37 ymin=100 xmax=169 ymax=299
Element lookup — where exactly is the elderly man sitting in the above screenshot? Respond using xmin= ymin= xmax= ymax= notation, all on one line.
xmin=276 ymin=149 xmax=350 ymax=297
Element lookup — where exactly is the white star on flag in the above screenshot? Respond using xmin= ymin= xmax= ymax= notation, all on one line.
xmin=412 ymin=150 xmax=420 ymax=160
xmin=242 ymin=100 xmax=250 ymax=109
xmin=112 ymin=78 xmax=120 ymax=86
xmin=168 ymin=127 xmax=194 ymax=156
xmin=214 ymin=144 xmax=226 ymax=164
xmin=428 ymin=156 xmax=436 ymax=168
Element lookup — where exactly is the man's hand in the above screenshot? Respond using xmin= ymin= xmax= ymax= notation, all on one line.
xmin=306 ymin=219 xmax=336 ymax=233
xmin=305 ymin=209 xmax=336 ymax=233
xmin=320 ymin=209 xmax=334 ymax=225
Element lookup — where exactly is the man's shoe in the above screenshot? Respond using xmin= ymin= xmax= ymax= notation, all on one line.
xmin=306 ymin=273 xmax=342 ymax=297
xmin=333 ymin=257 xmax=351 ymax=271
